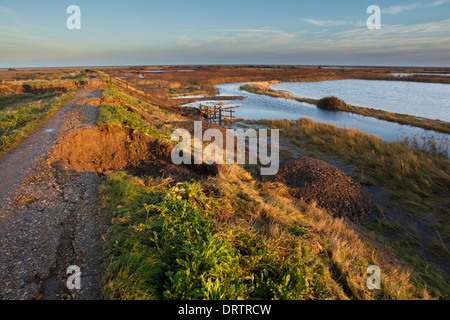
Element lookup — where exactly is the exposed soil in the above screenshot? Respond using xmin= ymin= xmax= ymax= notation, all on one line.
xmin=50 ymin=125 xmax=162 ymax=175
xmin=263 ymin=158 xmax=375 ymax=222
xmin=49 ymin=124 xmax=218 ymax=181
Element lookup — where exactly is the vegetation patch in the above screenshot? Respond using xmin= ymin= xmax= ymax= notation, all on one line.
xmin=98 ymin=87 xmax=172 ymax=141
xmin=317 ymin=96 xmax=348 ymax=111
xmin=100 ymin=169 xmax=425 ymax=300
xmin=0 ymin=91 xmax=77 ymax=155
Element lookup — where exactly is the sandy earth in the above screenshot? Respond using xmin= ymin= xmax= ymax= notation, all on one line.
xmin=0 ymin=89 xmax=107 ymax=300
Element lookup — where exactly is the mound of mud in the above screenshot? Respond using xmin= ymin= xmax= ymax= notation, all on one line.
xmin=263 ymin=158 xmax=375 ymax=221
xmin=51 ymin=125 xmax=161 ymax=174
xmin=50 ymin=125 xmax=218 ymax=180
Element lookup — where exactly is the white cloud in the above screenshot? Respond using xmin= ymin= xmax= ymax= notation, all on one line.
xmin=217 ymin=29 xmax=283 ymax=33
xmin=432 ymin=0 xmax=450 ymax=6
xmin=300 ymin=18 xmax=361 ymax=27
xmin=382 ymin=0 xmax=450 ymax=15
xmin=336 ymin=19 xmax=450 ymax=37
xmin=382 ymin=3 xmax=421 ymax=15
xmin=171 ymin=18 xmax=450 ymax=57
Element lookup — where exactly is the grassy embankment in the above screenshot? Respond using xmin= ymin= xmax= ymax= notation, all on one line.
xmin=0 ymin=91 xmax=78 ymax=156
xmin=240 ymin=82 xmax=450 ymax=134
xmin=97 ymin=82 xmax=432 ymax=300
xmin=97 ymin=86 xmax=175 ymax=142
xmin=0 ymin=71 xmax=89 ymax=155
xmin=356 ymin=73 xmax=450 ymax=85
xmin=242 ymin=117 xmax=450 ymax=298
xmin=168 ymin=85 xmax=218 ymax=98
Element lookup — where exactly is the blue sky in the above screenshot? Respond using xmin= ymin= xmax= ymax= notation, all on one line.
xmin=0 ymin=0 xmax=449 ymax=67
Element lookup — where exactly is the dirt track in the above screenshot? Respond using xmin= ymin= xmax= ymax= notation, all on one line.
xmin=0 ymin=89 xmax=106 ymax=300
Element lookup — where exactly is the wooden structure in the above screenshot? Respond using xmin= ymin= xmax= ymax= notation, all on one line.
xmin=199 ymin=104 xmax=239 ymax=124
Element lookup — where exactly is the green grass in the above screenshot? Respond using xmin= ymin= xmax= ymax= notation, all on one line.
xmin=0 ymin=93 xmax=61 ymax=111
xmin=101 ymin=173 xmax=335 ymax=300
xmin=100 ymin=166 xmax=429 ymax=300
xmin=0 ymin=91 xmax=77 ymax=155
xmin=0 ymin=71 xmax=96 ymax=156
xmin=60 ymin=72 xmax=89 ymax=81
xmin=98 ymin=87 xmax=171 ymax=141
xmin=20 ymin=72 xmax=88 ymax=85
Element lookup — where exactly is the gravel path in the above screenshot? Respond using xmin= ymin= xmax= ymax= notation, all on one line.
xmin=0 ymin=89 xmax=107 ymax=300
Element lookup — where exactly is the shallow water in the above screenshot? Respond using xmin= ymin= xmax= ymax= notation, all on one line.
xmin=172 ymin=94 xmax=205 ymax=99
xmin=146 ymin=70 xmax=166 ymax=73
xmin=272 ymin=79 xmax=450 ymax=121
xmin=182 ymin=82 xmax=449 ymax=151
xmin=321 ymin=66 xmax=376 ymax=70
xmin=392 ymin=73 xmax=450 ymax=77
xmin=146 ymin=69 xmax=195 ymax=73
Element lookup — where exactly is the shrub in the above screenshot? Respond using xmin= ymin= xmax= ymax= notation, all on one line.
xmin=317 ymin=96 xmax=348 ymax=111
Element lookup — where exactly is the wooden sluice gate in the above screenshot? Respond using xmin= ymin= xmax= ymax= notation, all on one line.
xmin=199 ymin=104 xmax=239 ymax=124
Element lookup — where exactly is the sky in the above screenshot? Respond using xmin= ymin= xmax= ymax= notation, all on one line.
xmin=0 ymin=0 xmax=449 ymax=68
